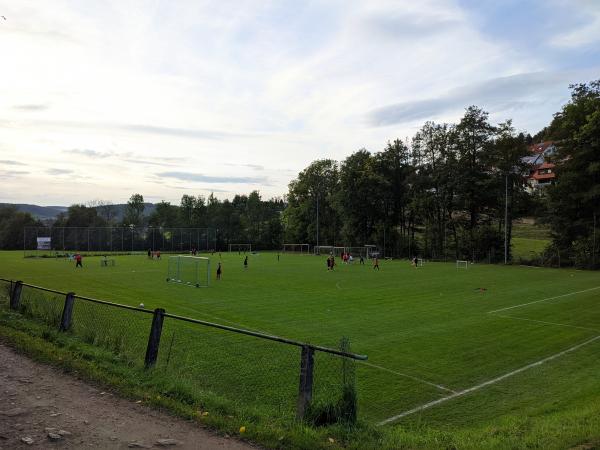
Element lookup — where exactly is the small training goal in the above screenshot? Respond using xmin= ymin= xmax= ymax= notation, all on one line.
xmin=100 ymin=258 xmax=116 ymax=267
xmin=229 ymin=243 xmax=252 ymax=253
xmin=456 ymin=260 xmax=469 ymax=269
xmin=282 ymin=243 xmax=310 ymax=254
xmin=167 ymin=255 xmax=210 ymax=287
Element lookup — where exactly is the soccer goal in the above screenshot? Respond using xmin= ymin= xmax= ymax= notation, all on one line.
xmin=456 ymin=260 xmax=469 ymax=269
xmin=417 ymin=258 xmax=424 ymax=267
xmin=100 ymin=258 xmax=116 ymax=267
xmin=229 ymin=243 xmax=251 ymax=253
xmin=365 ymin=245 xmax=379 ymax=259
xmin=314 ymin=246 xmax=345 ymax=256
xmin=345 ymin=246 xmax=368 ymax=257
xmin=167 ymin=255 xmax=210 ymax=287
xmin=282 ymin=243 xmax=310 ymax=254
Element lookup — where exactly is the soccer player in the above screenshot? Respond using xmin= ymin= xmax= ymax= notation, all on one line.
xmin=412 ymin=256 xmax=418 ymax=267
xmin=326 ymin=256 xmax=331 ymax=271
xmin=75 ymin=253 xmax=83 ymax=268
xmin=147 ymin=248 xmax=152 ymax=259
xmin=156 ymin=250 xmax=161 ymax=260
xmin=373 ymin=256 xmax=379 ymax=270
xmin=216 ymin=262 xmax=222 ymax=280
xmin=330 ymin=255 xmax=335 ymax=271
xmin=244 ymin=255 xmax=248 ymax=269
xmin=359 ymin=255 xmax=365 ymax=265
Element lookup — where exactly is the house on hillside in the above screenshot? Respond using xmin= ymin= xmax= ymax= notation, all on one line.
xmin=522 ymin=141 xmax=557 ymax=192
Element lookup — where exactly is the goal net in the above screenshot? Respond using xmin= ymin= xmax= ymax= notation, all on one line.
xmin=167 ymin=255 xmax=210 ymax=287
xmin=365 ymin=245 xmax=379 ymax=258
xmin=456 ymin=260 xmax=469 ymax=269
xmin=345 ymin=246 xmax=368 ymax=257
xmin=100 ymin=258 xmax=116 ymax=267
xmin=229 ymin=243 xmax=252 ymax=253
xmin=282 ymin=243 xmax=310 ymax=254
xmin=314 ymin=246 xmax=345 ymax=256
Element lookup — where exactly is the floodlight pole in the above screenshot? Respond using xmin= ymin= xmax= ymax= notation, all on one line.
xmin=316 ymin=195 xmax=319 ymax=249
xmin=130 ymin=225 xmax=134 ymax=253
xmin=504 ymin=173 xmax=508 ymax=265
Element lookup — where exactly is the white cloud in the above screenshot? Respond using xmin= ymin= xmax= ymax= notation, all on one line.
xmin=550 ymin=0 xmax=600 ymax=48
xmin=0 ymin=0 xmax=597 ymax=205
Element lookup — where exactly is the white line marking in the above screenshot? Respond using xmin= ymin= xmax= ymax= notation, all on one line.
xmin=361 ymin=361 xmax=457 ymax=394
xmin=487 ymin=286 xmax=600 ymax=314
xmin=494 ymin=314 xmax=600 ymax=332
xmin=378 ymin=335 xmax=600 ymax=426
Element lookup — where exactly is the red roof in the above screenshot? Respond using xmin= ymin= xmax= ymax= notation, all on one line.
xmin=531 ymin=172 xmax=555 ymax=181
xmin=529 ymin=141 xmax=554 ymax=154
xmin=538 ymin=162 xmax=555 ymax=170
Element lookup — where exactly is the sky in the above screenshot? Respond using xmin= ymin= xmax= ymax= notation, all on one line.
xmin=1 ymin=0 xmax=599 ymax=206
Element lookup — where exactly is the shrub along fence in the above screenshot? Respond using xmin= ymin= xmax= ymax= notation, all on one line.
xmin=0 ymin=278 xmax=366 ymax=423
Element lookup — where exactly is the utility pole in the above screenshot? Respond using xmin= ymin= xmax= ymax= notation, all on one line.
xmin=504 ymin=173 xmax=508 ymax=265
xmin=593 ymin=211 xmax=597 ymax=267
xmin=316 ymin=194 xmax=320 ymax=249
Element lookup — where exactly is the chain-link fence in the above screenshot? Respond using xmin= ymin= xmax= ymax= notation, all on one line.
xmin=71 ymin=296 xmax=153 ymax=366
xmin=0 ymin=277 xmax=366 ymax=424
xmin=0 ymin=279 xmax=12 ymax=308
xmin=24 ymin=227 xmax=217 ymax=257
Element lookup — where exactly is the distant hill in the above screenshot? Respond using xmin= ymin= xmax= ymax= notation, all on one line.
xmin=0 ymin=203 xmax=157 ymax=221
xmin=0 ymin=203 xmax=68 ymax=220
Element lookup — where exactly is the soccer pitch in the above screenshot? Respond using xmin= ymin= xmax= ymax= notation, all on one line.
xmin=1 ymin=251 xmax=599 ymax=428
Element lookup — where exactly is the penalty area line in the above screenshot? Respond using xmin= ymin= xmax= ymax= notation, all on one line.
xmin=377 ymin=334 xmax=600 ymax=426
xmin=493 ymin=314 xmax=600 ymax=332
xmin=360 ymin=361 xmax=457 ymax=394
xmin=487 ymin=286 xmax=600 ymax=314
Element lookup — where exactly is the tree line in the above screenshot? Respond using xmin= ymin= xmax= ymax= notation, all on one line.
xmin=0 ymin=80 xmax=598 ymax=268
xmin=0 ymin=192 xmax=285 ymax=251
xmin=285 ymin=80 xmax=599 ymax=268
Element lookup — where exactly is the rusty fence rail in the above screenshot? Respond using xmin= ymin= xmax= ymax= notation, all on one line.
xmin=0 ymin=277 xmax=366 ymax=422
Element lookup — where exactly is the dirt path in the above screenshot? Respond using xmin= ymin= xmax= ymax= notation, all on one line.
xmin=0 ymin=344 xmax=254 ymax=449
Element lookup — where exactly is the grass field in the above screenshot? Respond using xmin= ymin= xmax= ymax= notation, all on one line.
xmin=511 ymin=221 xmax=551 ymax=261
xmin=1 ymin=251 xmax=600 ymax=446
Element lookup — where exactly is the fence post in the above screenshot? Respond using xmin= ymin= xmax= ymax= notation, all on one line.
xmin=296 ymin=345 xmax=315 ymax=420
xmin=59 ymin=292 xmax=75 ymax=331
xmin=10 ymin=281 xmax=23 ymax=310
xmin=144 ymin=308 xmax=165 ymax=368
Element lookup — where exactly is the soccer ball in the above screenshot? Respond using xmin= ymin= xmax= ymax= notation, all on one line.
xmin=139 ymin=303 xmax=145 ymax=308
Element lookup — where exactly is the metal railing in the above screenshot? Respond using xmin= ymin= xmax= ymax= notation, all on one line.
xmin=0 ymin=277 xmax=366 ymax=421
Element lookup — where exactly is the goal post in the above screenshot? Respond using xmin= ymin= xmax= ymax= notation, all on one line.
xmin=456 ymin=260 xmax=469 ymax=269
xmin=365 ymin=245 xmax=379 ymax=259
xmin=167 ymin=255 xmax=210 ymax=287
xmin=228 ymin=243 xmax=252 ymax=253
xmin=314 ymin=245 xmax=345 ymax=256
xmin=345 ymin=246 xmax=368 ymax=257
xmin=282 ymin=243 xmax=310 ymax=254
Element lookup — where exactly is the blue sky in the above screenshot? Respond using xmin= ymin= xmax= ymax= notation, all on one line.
xmin=0 ymin=0 xmax=599 ymax=205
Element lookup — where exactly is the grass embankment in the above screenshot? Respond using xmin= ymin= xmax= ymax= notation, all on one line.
xmin=511 ymin=221 xmax=551 ymax=261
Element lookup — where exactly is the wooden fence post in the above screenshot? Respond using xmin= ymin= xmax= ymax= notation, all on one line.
xmin=10 ymin=281 xmax=23 ymax=310
xmin=296 ymin=345 xmax=315 ymax=420
xmin=59 ymin=292 xmax=75 ymax=331
xmin=144 ymin=308 xmax=165 ymax=368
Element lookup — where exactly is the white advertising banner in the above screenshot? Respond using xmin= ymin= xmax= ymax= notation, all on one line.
xmin=37 ymin=237 xmax=52 ymax=250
